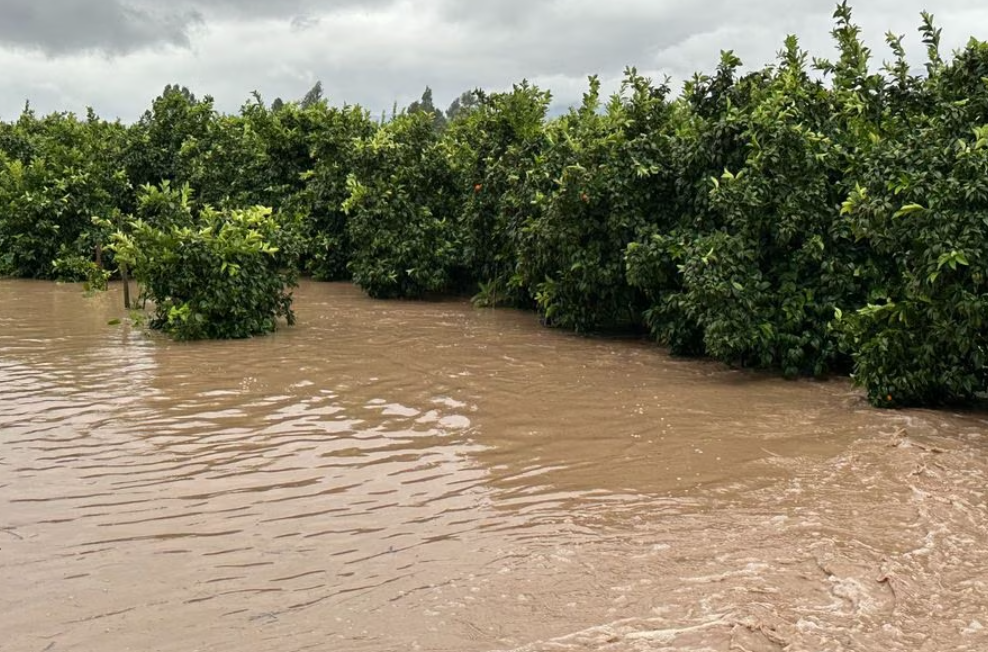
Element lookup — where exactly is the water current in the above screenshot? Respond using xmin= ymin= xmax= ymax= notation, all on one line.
xmin=2 ymin=280 xmax=987 ymax=651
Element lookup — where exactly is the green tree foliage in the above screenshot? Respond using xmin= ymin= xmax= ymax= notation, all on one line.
xmin=443 ymin=81 xmax=552 ymax=304
xmin=513 ymin=72 xmax=676 ymax=332
xmin=177 ymin=93 xmax=311 ymax=210
xmin=343 ymin=111 xmax=460 ymax=298
xmin=290 ymin=103 xmax=376 ymax=280
xmin=178 ymin=108 xmax=267 ymax=209
xmin=125 ymin=85 xmax=214 ymax=193
xmin=159 ymin=92 xmax=377 ymax=281
xmin=0 ymin=108 xmax=129 ymax=279
xmin=627 ymin=53 xmax=766 ymax=356
xmin=110 ymin=183 xmax=298 ymax=340
xmin=669 ymin=36 xmax=866 ymax=376
xmin=838 ymin=34 xmax=988 ymax=406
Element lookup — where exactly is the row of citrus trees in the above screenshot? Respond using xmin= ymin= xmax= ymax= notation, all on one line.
xmin=1 ymin=3 xmax=986 ymax=408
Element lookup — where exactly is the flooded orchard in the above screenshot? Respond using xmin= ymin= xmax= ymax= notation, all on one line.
xmin=1 ymin=280 xmax=987 ymax=652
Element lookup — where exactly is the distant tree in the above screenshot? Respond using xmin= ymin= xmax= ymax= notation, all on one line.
xmin=445 ymin=89 xmax=483 ymax=122
xmin=271 ymin=97 xmax=285 ymax=112
xmin=406 ymin=86 xmax=446 ymax=130
xmin=406 ymin=86 xmax=436 ymax=114
xmin=161 ymin=84 xmax=198 ymax=104
xmin=300 ymin=81 xmax=324 ymax=108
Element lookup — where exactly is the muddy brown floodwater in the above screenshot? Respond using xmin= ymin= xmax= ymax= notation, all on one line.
xmin=1 ymin=280 xmax=987 ymax=652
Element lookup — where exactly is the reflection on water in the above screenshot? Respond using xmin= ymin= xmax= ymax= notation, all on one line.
xmin=1 ymin=279 xmax=987 ymax=652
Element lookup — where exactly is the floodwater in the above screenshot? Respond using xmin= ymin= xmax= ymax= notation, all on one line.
xmin=1 ymin=280 xmax=987 ymax=652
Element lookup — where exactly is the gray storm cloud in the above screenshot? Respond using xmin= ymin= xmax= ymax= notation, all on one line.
xmin=0 ymin=0 xmax=203 ymax=54
xmin=0 ymin=0 xmax=398 ymax=55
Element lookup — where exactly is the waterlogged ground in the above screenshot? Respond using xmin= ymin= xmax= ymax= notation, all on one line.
xmin=1 ymin=280 xmax=987 ymax=652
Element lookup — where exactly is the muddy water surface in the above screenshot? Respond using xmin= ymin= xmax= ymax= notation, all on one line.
xmin=1 ymin=280 xmax=987 ymax=652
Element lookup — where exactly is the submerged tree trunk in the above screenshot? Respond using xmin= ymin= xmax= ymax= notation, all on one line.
xmin=121 ymin=264 xmax=131 ymax=310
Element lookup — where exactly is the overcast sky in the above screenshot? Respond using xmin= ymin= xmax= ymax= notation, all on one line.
xmin=0 ymin=0 xmax=985 ymax=121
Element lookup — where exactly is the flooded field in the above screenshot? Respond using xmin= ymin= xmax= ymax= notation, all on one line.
xmin=1 ymin=279 xmax=987 ymax=652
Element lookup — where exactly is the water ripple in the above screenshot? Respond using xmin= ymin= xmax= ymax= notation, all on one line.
xmin=2 ymin=280 xmax=987 ymax=652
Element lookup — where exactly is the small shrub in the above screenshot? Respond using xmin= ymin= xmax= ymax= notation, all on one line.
xmin=111 ymin=185 xmax=297 ymax=340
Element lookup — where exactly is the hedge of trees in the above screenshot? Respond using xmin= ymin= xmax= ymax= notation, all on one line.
xmin=1 ymin=3 xmax=987 ymax=407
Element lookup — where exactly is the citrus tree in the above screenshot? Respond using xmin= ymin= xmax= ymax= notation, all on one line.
xmin=110 ymin=183 xmax=299 ymax=340
xmin=343 ymin=111 xmax=461 ymax=298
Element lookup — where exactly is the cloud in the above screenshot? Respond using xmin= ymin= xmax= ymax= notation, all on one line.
xmin=0 ymin=0 xmax=985 ymax=122
xmin=290 ymin=14 xmax=321 ymax=32
xmin=0 ymin=0 xmax=203 ymax=55
xmin=0 ymin=0 xmax=403 ymax=56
